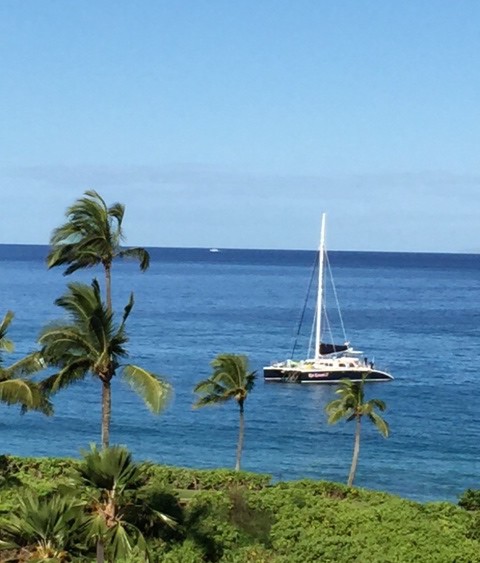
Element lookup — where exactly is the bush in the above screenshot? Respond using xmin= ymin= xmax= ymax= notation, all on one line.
xmin=143 ymin=463 xmax=271 ymax=491
xmin=459 ymin=488 xmax=480 ymax=511
xmin=2 ymin=457 xmax=480 ymax=562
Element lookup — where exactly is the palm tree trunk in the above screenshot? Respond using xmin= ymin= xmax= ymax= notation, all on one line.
xmin=235 ymin=400 xmax=244 ymax=471
xmin=101 ymin=379 xmax=112 ymax=449
xmin=96 ymin=539 xmax=105 ymax=563
xmin=105 ymin=263 xmax=112 ymax=312
xmin=348 ymin=415 xmax=361 ymax=486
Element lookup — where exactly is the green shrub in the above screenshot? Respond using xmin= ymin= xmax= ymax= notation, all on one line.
xmin=143 ymin=463 xmax=271 ymax=491
xmin=2 ymin=457 xmax=480 ymax=563
xmin=459 ymin=488 xmax=480 ymax=511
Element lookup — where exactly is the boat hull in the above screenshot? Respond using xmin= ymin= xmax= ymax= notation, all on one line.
xmin=263 ymin=367 xmax=393 ymax=383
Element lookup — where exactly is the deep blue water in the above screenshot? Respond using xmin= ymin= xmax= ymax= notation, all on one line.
xmin=0 ymin=244 xmax=479 ymax=502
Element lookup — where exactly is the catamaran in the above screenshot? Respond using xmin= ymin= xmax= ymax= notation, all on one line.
xmin=263 ymin=214 xmax=394 ymax=384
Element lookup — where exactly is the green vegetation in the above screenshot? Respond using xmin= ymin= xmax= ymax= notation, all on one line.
xmin=0 ymin=311 xmax=51 ymax=417
xmin=325 ymin=375 xmax=389 ymax=486
xmin=0 ymin=455 xmax=479 ymax=562
xmin=194 ymin=354 xmax=256 ymax=471
xmin=1 ymin=189 xmax=474 ymax=561
xmin=459 ymin=488 xmax=480 ymax=511
xmin=39 ymin=280 xmax=171 ymax=449
xmin=47 ymin=189 xmax=150 ymax=311
xmin=75 ymin=445 xmax=175 ymax=563
xmin=0 ymin=491 xmax=85 ymax=561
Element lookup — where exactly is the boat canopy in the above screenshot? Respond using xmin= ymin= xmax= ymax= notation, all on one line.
xmin=319 ymin=342 xmax=349 ymax=356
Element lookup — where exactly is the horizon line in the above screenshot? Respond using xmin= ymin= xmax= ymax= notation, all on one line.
xmin=0 ymin=242 xmax=478 ymax=256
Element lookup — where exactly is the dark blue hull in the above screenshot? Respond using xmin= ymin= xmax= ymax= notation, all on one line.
xmin=263 ymin=367 xmax=393 ymax=383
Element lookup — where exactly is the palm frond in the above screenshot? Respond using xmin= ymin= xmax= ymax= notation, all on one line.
xmin=119 ymin=292 xmax=134 ymax=329
xmin=122 ymin=365 xmax=172 ymax=413
xmin=108 ymin=200 xmax=125 ymax=226
xmin=84 ymin=189 xmax=106 ymax=206
xmin=46 ymin=241 xmax=78 ymax=269
xmin=63 ymin=255 xmax=102 ymax=275
xmin=77 ymin=445 xmax=145 ymax=499
xmin=0 ymin=379 xmax=53 ymax=415
xmin=40 ymin=361 xmax=89 ymax=395
xmin=324 ymin=398 xmax=344 ymax=414
xmin=193 ymin=378 xmax=227 ymax=395
xmin=117 ymin=247 xmax=150 ymax=271
xmin=245 ymin=371 xmax=256 ymax=392
xmin=39 ymin=326 xmax=98 ymax=361
xmin=327 ymin=407 xmax=350 ymax=425
xmin=89 ymin=313 xmax=110 ymax=356
xmin=0 ymin=310 xmax=14 ymax=353
xmin=47 ymin=191 xmax=151 ymax=275
xmin=84 ymin=511 xmax=108 ymax=541
xmin=54 ymin=281 xmax=100 ymax=323
xmin=194 ymin=353 xmax=256 ymax=410
xmin=325 ymin=376 xmax=389 ymax=439
xmin=109 ymin=522 xmax=150 ymax=563
xmin=194 ymin=393 xmax=232 ymax=408
xmin=368 ymin=411 xmax=390 ymax=437
xmin=48 ymin=190 xmax=115 ymax=272
xmin=369 ymin=398 xmax=387 ymax=412
xmin=211 ymin=354 xmax=243 ymax=388
xmin=0 ymin=491 xmax=85 ymax=555
xmin=1 ymin=351 xmax=45 ymax=379
xmin=40 ymin=280 xmax=118 ymax=365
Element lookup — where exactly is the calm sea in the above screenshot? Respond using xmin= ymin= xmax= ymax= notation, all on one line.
xmin=0 ymin=244 xmax=479 ymax=502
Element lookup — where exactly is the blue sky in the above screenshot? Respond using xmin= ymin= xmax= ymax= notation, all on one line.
xmin=1 ymin=1 xmax=479 ymax=251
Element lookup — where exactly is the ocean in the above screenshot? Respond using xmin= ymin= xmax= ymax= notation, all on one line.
xmin=0 ymin=244 xmax=479 ymax=502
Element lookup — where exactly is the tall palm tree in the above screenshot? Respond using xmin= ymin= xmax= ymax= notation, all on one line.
xmin=194 ymin=354 xmax=256 ymax=471
xmin=0 ymin=310 xmax=52 ymax=416
xmin=47 ymin=189 xmax=150 ymax=311
xmin=38 ymin=280 xmax=171 ymax=448
xmin=75 ymin=445 xmax=175 ymax=563
xmin=325 ymin=376 xmax=389 ymax=487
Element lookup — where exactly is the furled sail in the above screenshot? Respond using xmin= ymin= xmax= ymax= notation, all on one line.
xmin=319 ymin=343 xmax=349 ymax=356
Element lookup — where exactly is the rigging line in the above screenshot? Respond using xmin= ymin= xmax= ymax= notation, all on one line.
xmin=308 ymin=309 xmax=316 ymax=358
xmin=291 ymin=251 xmax=318 ymax=359
xmin=323 ymin=296 xmax=334 ymax=345
xmin=325 ymin=251 xmax=348 ymax=343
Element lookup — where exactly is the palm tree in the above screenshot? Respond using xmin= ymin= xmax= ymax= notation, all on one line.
xmin=38 ymin=280 xmax=171 ymax=448
xmin=0 ymin=310 xmax=52 ymax=416
xmin=325 ymin=376 xmax=389 ymax=487
xmin=47 ymin=189 xmax=150 ymax=311
xmin=75 ymin=444 xmax=175 ymax=563
xmin=194 ymin=354 xmax=256 ymax=471
xmin=0 ymin=491 xmax=86 ymax=561
xmin=0 ymin=447 xmax=176 ymax=563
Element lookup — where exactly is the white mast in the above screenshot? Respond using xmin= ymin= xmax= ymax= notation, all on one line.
xmin=314 ymin=213 xmax=326 ymax=362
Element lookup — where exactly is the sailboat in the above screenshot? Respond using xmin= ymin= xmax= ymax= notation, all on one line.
xmin=263 ymin=214 xmax=394 ymax=384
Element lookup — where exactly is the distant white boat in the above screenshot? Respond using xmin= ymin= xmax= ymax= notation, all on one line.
xmin=209 ymin=248 xmax=220 ymax=253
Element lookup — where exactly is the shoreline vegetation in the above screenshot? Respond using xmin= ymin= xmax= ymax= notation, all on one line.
xmin=0 ymin=454 xmax=480 ymax=562
xmin=1 ymin=190 xmax=478 ymax=561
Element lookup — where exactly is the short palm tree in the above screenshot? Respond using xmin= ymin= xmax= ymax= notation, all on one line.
xmin=325 ymin=376 xmax=389 ymax=486
xmin=76 ymin=444 xmax=175 ymax=563
xmin=39 ymin=280 xmax=171 ymax=448
xmin=0 ymin=310 xmax=52 ymax=416
xmin=47 ymin=189 xmax=150 ymax=311
xmin=194 ymin=354 xmax=256 ymax=471
xmin=0 ymin=491 xmax=86 ymax=562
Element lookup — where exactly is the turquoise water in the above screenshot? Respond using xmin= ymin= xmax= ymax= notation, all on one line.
xmin=0 ymin=245 xmax=479 ymax=502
